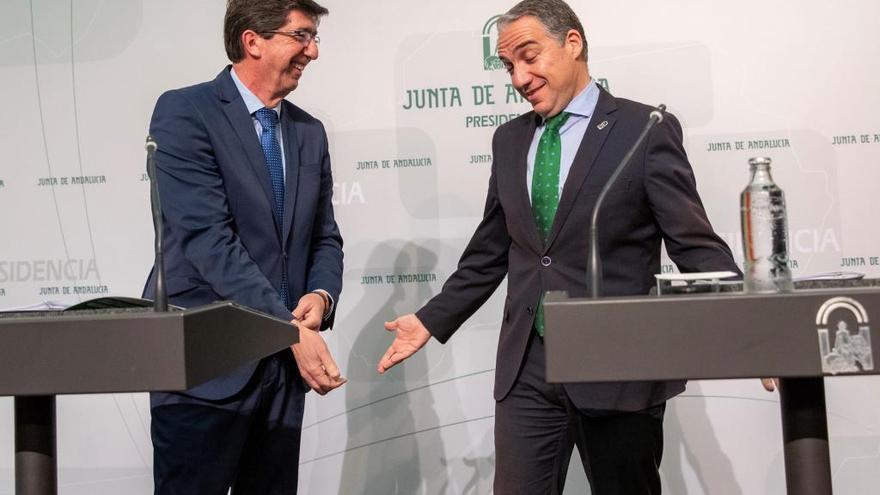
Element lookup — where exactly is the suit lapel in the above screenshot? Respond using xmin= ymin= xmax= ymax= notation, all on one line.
xmin=216 ymin=69 xmax=276 ymax=222
xmin=545 ymin=89 xmax=618 ymax=250
xmin=509 ymin=114 xmax=544 ymax=252
xmin=281 ymin=103 xmax=301 ymax=244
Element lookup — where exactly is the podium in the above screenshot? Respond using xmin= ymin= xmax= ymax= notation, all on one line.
xmin=0 ymin=302 xmax=298 ymax=495
xmin=544 ymin=285 xmax=880 ymax=495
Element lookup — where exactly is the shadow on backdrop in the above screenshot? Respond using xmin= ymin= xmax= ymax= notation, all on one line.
xmin=338 ymin=242 xmax=445 ymax=494
xmin=661 ymin=384 xmax=741 ymax=494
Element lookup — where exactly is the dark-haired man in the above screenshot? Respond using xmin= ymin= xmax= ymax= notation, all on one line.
xmin=143 ymin=0 xmax=344 ymax=493
xmin=378 ymin=0 xmax=738 ymax=493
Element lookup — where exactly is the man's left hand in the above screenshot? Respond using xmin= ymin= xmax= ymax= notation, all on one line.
xmin=292 ymin=292 xmax=326 ymax=332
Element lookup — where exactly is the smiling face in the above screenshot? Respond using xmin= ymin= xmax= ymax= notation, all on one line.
xmin=235 ymin=8 xmax=321 ymax=106
xmin=496 ymin=15 xmax=588 ymax=119
xmin=258 ymin=9 xmax=319 ymax=97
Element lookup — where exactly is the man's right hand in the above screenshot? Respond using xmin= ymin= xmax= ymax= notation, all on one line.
xmin=291 ymin=321 xmax=346 ymax=395
xmin=377 ymin=314 xmax=432 ymax=374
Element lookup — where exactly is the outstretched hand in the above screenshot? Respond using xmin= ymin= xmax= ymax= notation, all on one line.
xmin=377 ymin=313 xmax=432 ymax=374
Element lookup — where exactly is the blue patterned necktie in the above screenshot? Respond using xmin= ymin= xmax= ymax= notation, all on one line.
xmin=532 ymin=111 xmax=570 ymax=337
xmin=254 ymin=108 xmax=289 ymax=307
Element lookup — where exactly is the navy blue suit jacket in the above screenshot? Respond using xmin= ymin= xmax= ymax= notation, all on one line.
xmin=417 ymin=87 xmax=739 ymax=411
xmin=143 ymin=67 xmax=343 ymax=400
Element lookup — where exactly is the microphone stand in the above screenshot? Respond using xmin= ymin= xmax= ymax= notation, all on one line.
xmin=145 ymin=136 xmax=168 ymax=312
xmin=587 ymin=104 xmax=666 ymax=299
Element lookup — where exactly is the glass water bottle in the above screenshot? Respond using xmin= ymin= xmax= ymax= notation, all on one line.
xmin=740 ymin=157 xmax=794 ymax=293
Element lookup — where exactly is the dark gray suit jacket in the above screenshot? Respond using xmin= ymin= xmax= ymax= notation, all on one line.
xmin=417 ymin=87 xmax=738 ymax=411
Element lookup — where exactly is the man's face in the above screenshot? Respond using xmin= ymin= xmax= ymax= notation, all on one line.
xmin=259 ymin=9 xmax=320 ymax=96
xmin=496 ymin=16 xmax=586 ymax=118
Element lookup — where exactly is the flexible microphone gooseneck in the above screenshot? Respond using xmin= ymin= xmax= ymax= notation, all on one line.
xmin=587 ymin=104 xmax=666 ymax=299
xmin=145 ymin=135 xmax=168 ymax=312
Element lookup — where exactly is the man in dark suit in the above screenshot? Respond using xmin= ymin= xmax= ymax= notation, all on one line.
xmin=378 ymin=0 xmax=738 ymax=493
xmin=143 ymin=0 xmax=344 ymax=493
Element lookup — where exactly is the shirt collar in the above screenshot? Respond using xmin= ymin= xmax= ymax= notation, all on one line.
xmin=541 ymin=78 xmax=599 ymax=125
xmin=230 ymin=67 xmax=282 ymax=118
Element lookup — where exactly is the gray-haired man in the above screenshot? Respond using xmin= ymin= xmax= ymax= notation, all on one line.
xmin=379 ymin=0 xmax=738 ymax=493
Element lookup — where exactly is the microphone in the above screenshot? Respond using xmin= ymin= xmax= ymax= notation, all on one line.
xmin=587 ymin=104 xmax=666 ymax=299
xmin=145 ymin=135 xmax=168 ymax=312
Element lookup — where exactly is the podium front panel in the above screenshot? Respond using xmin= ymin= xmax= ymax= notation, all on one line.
xmin=543 ymin=288 xmax=880 ymax=383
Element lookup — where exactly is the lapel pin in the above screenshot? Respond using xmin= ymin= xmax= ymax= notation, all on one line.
xmin=597 ymin=120 xmax=608 ymax=130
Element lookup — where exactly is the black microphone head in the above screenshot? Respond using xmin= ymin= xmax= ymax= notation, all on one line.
xmin=145 ymin=135 xmax=158 ymax=153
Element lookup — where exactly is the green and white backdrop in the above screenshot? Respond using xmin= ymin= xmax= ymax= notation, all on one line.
xmin=1 ymin=0 xmax=879 ymax=493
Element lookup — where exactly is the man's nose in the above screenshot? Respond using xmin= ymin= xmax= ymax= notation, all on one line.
xmin=304 ymin=40 xmax=319 ymax=60
xmin=509 ymin=67 xmax=530 ymax=93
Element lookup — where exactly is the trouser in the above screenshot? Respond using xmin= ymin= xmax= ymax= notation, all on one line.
xmin=151 ymin=352 xmax=306 ymax=495
xmin=495 ymin=334 xmax=665 ymax=495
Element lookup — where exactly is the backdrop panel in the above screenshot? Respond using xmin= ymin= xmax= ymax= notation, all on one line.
xmin=1 ymin=1 xmax=878 ymax=493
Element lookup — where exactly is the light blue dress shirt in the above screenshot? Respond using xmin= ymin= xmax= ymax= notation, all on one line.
xmin=229 ymin=68 xmax=335 ymax=315
xmin=230 ymin=67 xmax=286 ymax=180
xmin=527 ymin=79 xmax=600 ymax=201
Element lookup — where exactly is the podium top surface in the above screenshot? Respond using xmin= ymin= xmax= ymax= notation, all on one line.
xmin=0 ymin=302 xmax=298 ymax=396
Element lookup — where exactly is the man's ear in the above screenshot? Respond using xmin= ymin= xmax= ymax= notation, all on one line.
xmin=565 ymin=29 xmax=583 ymax=59
xmin=242 ymin=30 xmax=263 ymax=59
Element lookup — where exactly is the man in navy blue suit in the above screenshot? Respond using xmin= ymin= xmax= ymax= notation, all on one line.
xmin=143 ymin=0 xmax=344 ymax=492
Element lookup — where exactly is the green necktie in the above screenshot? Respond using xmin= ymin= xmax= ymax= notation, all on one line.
xmin=532 ymin=111 xmax=570 ymax=337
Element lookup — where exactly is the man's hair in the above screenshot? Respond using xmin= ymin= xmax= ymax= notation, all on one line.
xmin=224 ymin=0 xmax=329 ymax=63
xmin=498 ymin=0 xmax=588 ymax=61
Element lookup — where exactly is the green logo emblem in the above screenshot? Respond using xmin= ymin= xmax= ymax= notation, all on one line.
xmin=481 ymin=14 xmax=611 ymax=92
xmin=482 ymin=15 xmax=504 ymax=71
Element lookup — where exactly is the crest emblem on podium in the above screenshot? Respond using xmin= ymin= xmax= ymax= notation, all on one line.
xmin=816 ymin=297 xmax=874 ymax=374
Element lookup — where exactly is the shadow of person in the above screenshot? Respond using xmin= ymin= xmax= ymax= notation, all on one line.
xmin=337 ymin=241 xmax=445 ymax=494
xmin=661 ymin=382 xmax=742 ymax=494
xmin=435 ymin=426 xmax=496 ymax=495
